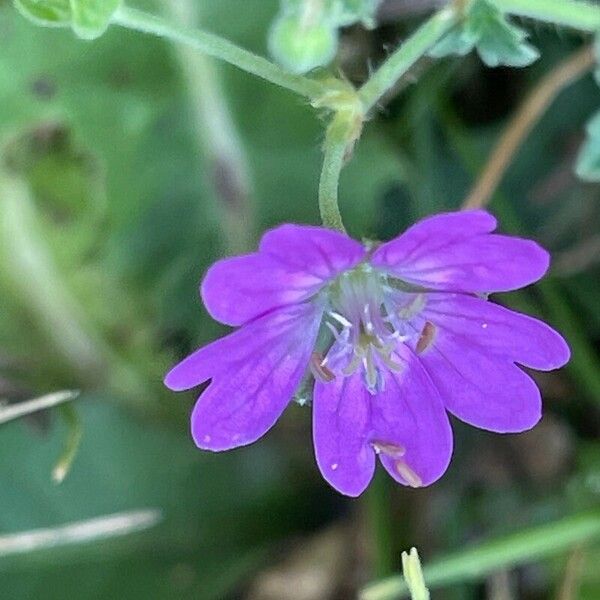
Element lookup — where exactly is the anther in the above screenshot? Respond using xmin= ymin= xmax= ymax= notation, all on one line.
xmin=395 ymin=460 xmax=423 ymax=488
xmin=416 ymin=321 xmax=437 ymax=354
xmin=310 ymin=352 xmax=335 ymax=382
xmin=372 ymin=440 xmax=406 ymax=458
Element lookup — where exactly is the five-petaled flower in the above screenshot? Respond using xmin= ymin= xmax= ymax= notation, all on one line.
xmin=165 ymin=210 xmax=570 ymax=496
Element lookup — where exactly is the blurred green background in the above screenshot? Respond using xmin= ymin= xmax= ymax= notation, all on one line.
xmin=0 ymin=0 xmax=599 ymax=598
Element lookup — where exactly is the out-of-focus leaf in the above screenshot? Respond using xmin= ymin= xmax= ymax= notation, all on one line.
xmin=361 ymin=511 xmax=600 ymax=600
xmin=576 ymin=110 xmax=600 ymax=181
xmin=0 ymin=400 xmax=326 ymax=599
xmin=13 ymin=0 xmax=71 ymax=27
xmin=70 ymin=0 xmax=120 ymax=40
xmin=430 ymin=0 xmax=539 ymax=68
xmin=329 ymin=0 xmax=382 ymax=28
xmin=13 ymin=0 xmax=120 ymax=39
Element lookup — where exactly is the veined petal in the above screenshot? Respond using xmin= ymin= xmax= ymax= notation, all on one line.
xmin=414 ymin=324 xmax=542 ymax=433
xmin=202 ymin=224 xmax=365 ymax=326
xmin=421 ymin=294 xmax=570 ymax=370
xmin=313 ymin=373 xmax=376 ymax=497
xmin=372 ymin=346 xmax=453 ymax=488
xmin=164 ymin=303 xmax=321 ymax=391
xmin=371 ymin=210 xmax=549 ymax=292
xmin=191 ymin=303 xmax=321 ymax=450
xmin=165 ymin=303 xmax=322 ymax=450
xmin=313 ymin=344 xmax=452 ymax=496
xmin=259 ymin=224 xmax=365 ymax=274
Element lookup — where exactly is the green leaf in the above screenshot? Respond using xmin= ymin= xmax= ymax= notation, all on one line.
xmin=576 ymin=109 xmax=600 ymax=181
xmin=361 ymin=511 xmax=600 ymax=600
xmin=328 ymin=0 xmax=382 ymax=28
xmin=430 ymin=0 xmax=539 ymax=68
xmin=13 ymin=0 xmax=120 ymax=39
xmin=13 ymin=0 xmax=71 ymax=27
xmin=69 ymin=0 xmax=120 ymax=40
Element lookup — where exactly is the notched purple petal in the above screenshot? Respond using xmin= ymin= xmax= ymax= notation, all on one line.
xmin=416 ymin=325 xmax=543 ymax=433
xmin=166 ymin=303 xmax=322 ymax=450
xmin=372 ymin=210 xmax=551 ymax=293
xmin=313 ymin=374 xmax=376 ymax=497
xmin=370 ymin=346 xmax=453 ymax=488
xmin=189 ymin=303 xmax=322 ymax=451
xmin=313 ymin=344 xmax=453 ymax=495
xmin=422 ymin=294 xmax=570 ymax=370
xmin=201 ymin=224 xmax=365 ymax=326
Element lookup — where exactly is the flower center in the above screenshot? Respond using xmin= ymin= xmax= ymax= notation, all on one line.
xmin=316 ymin=264 xmax=427 ymax=394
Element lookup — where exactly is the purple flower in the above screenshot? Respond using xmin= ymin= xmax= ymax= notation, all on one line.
xmin=165 ymin=210 xmax=570 ymax=496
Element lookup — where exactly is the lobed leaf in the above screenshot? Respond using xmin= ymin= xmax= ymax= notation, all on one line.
xmin=430 ymin=0 xmax=539 ymax=68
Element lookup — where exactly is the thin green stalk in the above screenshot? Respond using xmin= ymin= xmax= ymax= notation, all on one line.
xmin=318 ymin=111 xmax=359 ymax=232
xmin=358 ymin=6 xmax=458 ymax=113
xmin=366 ymin=472 xmax=396 ymax=579
xmin=52 ymin=404 xmax=83 ymax=484
xmin=0 ymin=174 xmax=106 ymax=382
xmin=493 ymin=0 xmax=600 ymax=31
xmin=164 ymin=0 xmax=255 ymax=254
xmin=0 ymin=170 xmax=159 ymax=409
xmin=112 ymin=5 xmax=327 ymax=101
xmin=360 ymin=511 xmax=600 ymax=600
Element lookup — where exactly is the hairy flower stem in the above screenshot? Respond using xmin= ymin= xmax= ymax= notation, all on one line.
xmin=319 ymin=111 xmax=362 ymax=232
xmin=112 ymin=5 xmax=327 ymax=101
xmin=164 ymin=0 xmax=255 ymax=254
xmin=358 ymin=6 xmax=458 ymax=113
xmin=493 ymin=0 xmax=600 ymax=31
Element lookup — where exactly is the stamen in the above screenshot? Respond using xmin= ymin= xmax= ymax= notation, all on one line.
xmin=363 ymin=304 xmax=374 ymax=333
xmin=416 ymin=321 xmax=437 ymax=354
xmin=395 ymin=460 xmax=423 ymax=488
xmin=329 ymin=311 xmax=352 ymax=328
xmin=341 ymin=352 xmax=362 ymax=376
xmin=325 ymin=321 xmax=343 ymax=341
xmin=325 ymin=266 xmax=428 ymax=394
xmin=397 ymin=294 xmax=426 ymax=320
xmin=372 ymin=440 xmax=406 ymax=458
xmin=377 ymin=350 xmax=404 ymax=372
xmin=310 ymin=352 xmax=335 ymax=382
xmin=363 ymin=353 xmax=379 ymax=393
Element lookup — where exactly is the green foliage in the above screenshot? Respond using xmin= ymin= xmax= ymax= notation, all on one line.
xmin=268 ymin=11 xmax=338 ymax=74
xmin=14 ymin=0 xmax=120 ymax=39
xmin=0 ymin=401 xmax=320 ymax=599
xmin=328 ymin=0 xmax=382 ymax=28
xmin=13 ymin=0 xmax=71 ymax=27
xmin=576 ymin=36 xmax=600 ymax=181
xmin=3 ymin=0 xmax=600 ymax=598
xmin=268 ymin=0 xmax=382 ymax=73
xmin=576 ymin=109 xmax=600 ymax=181
xmin=430 ymin=0 xmax=539 ymax=67
xmin=362 ymin=511 xmax=600 ymax=599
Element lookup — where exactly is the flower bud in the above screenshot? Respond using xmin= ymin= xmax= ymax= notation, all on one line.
xmin=268 ymin=11 xmax=338 ymax=74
